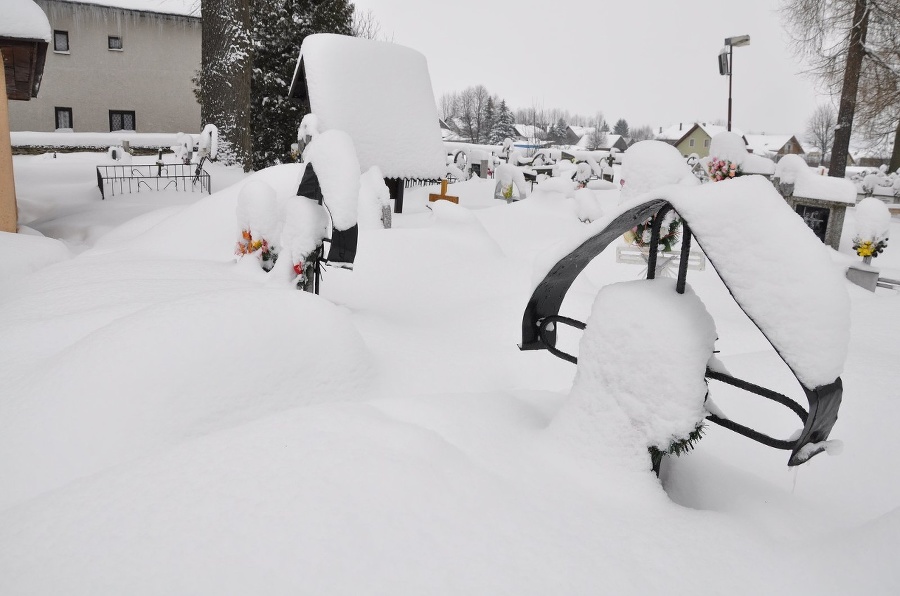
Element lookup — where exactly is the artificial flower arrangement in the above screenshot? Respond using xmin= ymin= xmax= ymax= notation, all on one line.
xmin=707 ymin=157 xmax=741 ymax=182
xmin=623 ymin=209 xmax=682 ymax=253
xmin=852 ymin=235 xmax=888 ymax=259
xmin=235 ymin=229 xmax=279 ymax=271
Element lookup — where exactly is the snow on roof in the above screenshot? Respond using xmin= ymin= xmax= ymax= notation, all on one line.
xmin=297 ymin=34 xmax=446 ymax=181
xmin=656 ymin=122 xmax=743 ymax=144
xmin=514 ymin=124 xmax=544 ymax=138
xmin=2 ymin=0 xmax=51 ymax=41
xmin=744 ymin=134 xmax=799 ymax=156
xmin=49 ymin=0 xmax=199 ymax=17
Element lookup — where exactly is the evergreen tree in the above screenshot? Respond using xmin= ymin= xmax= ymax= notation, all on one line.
xmin=489 ymin=100 xmax=518 ymax=145
xmin=613 ymin=118 xmax=629 ymax=137
xmin=250 ymin=0 xmax=353 ymax=170
xmin=551 ymin=117 xmax=568 ymax=144
xmin=482 ymin=97 xmax=496 ymax=144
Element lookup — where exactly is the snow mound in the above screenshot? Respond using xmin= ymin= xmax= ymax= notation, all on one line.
xmin=0 ymin=231 xmax=71 ymax=288
xmin=0 ymin=288 xmax=373 ymax=509
xmin=620 ymin=140 xmax=699 ymax=200
xmin=708 ymin=132 xmax=776 ymax=176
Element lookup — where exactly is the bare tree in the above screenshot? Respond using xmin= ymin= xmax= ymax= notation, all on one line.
xmin=586 ymin=113 xmax=608 ymax=149
xmin=351 ymin=8 xmax=385 ymax=40
xmin=806 ymin=103 xmax=837 ymax=165
xmin=437 ymin=91 xmax=459 ymax=121
xmin=782 ymin=0 xmax=900 ymax=177
xmin=458 ymin=85 xmax=492 ymax=143
xmin=629 ymin=125 xmax=655 ymax=143
xmin=198 ymin=0 xmax=252 ymax=170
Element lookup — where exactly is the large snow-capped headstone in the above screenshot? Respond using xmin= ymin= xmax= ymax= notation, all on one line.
xmin=289 ymin=34 xmax=445 ymax=184
xmin=775 ymin=154 xmax=856 ymax=250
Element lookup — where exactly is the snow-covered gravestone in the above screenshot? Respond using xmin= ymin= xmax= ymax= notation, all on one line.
xmin=288 ymin=34 xmax=446 ymax=213
xmin=550 ymin=278 xmax=716 ymax=475
xmin=775 ymin=154 xmax=857 ymax=250
xmin=846 ymin=197 xmax=891 ymax=291
xmin=493 ymin=163 xmax=529 ymax=203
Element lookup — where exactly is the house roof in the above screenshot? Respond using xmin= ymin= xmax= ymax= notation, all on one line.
xmin=50 ymin=0 xmax=199 ymax=17
xmin=656 ymin=122 xmax=744 ymax=146
xmin=289 ymin=34 xmax=445 ymax=180
xmin=744 ymin=134 xmax=803 ymax=156
xmin=514 ymin=124 xmax=544 ymax=138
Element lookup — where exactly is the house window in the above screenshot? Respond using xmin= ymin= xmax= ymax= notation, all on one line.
xmin=55 ymin=107 xmax=73 ymax=130
xmin=108 ymin=36 xmax=123 ymax=50
xmin=704 ymin=139 xmax=710 ymax=148
xmin=53 ymin=30 xmax=69 ymax=52
xmin=109 ymin=110 xmax=136 ymax=132
xmin=689 ymin=138 xmax=695 ymax=147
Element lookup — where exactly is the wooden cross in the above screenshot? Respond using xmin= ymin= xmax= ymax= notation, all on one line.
xmin=428 ymin=179 xmax=458 ymax=204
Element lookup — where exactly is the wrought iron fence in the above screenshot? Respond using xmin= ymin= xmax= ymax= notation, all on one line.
xmin=96 ymin=162 xmax=211 ymax=199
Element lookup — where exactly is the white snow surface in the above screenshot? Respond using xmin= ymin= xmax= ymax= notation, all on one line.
xmin=298 ymin=34 xmax=446 ymax=180
xmin=620 ymin=140 xmax=699 ymax=200
xmin=2 ymin=0 xmax=51 ymax=40
xmin=301 ymin=129 xmax=360 ymax=232
xmin=1 ymin=151 xmax=899 ymax=594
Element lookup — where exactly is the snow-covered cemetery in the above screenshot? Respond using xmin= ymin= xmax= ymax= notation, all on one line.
xmin=2 ymin=0 xmax=900 ymax=593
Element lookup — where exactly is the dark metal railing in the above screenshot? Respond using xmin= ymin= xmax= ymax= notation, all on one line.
xmin=96 ymin=162 xmax=211 ymax=199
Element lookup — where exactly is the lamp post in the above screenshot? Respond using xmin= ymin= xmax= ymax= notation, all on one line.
xmin=719 ymin=35 xmax=750 ymax=132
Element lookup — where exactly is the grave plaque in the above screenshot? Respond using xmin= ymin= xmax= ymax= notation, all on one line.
xmin=795 ymin=204 xmax=830 ymax=242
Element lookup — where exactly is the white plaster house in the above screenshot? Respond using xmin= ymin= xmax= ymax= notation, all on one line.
xmin=8 ymin=0 xmax=200 ymax=134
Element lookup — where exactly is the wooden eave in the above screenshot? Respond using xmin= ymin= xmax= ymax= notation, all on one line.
xmin=0 ymin=37 xmax=48 ymax=100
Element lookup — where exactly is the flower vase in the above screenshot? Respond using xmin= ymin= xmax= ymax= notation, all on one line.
xmin=863 ymin=256 xmax=872 ymax=265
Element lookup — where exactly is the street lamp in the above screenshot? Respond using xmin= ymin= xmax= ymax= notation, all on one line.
xmin=719 ymin=35 xmax=750 ymax=131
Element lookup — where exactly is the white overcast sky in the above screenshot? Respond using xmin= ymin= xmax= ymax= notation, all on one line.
xmin=350 ymin=0 xmax=831 ymax=136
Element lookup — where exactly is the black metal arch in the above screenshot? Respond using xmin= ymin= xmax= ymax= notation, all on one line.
xmin=519 ymin=199 xmax=842 ymax=466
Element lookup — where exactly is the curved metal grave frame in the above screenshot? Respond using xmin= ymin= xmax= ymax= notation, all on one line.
xmin=520 ymin=199 xmax=842 ymax=466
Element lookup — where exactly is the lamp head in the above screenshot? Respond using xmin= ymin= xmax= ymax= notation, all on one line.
xmin=725 ymin=35 xmax=750 ymax=47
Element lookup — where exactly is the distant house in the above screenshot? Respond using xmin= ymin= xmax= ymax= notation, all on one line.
xmin=513 ymin=123 xmax=545 ymax=148
xmin=8 ymin=0 xmax=200 ymax=134
xmin=562 ymin=126 xmax=628 ymax=152
xmin=656 ymin=122 xmax=744 ymax=158
xmin=744 ymin=134 xmax=805 ymax=161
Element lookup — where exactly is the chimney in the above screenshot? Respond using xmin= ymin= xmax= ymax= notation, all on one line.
xmin=659 ymin=127 xmax=662 ymax=133
xmin=679 ymin=122 xmax=682 ymax=131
